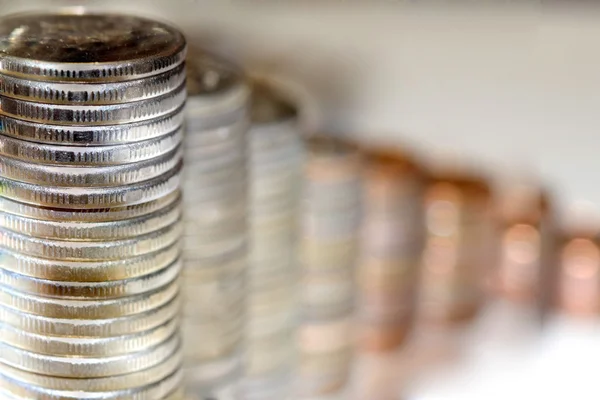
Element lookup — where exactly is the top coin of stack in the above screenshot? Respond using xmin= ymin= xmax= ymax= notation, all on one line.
xmin=0 ymin=12 xmax=186 ymax=400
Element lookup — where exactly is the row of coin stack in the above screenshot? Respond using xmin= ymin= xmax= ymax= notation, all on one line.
xmin=241 ymin=81 xmax=305 ymax=399
xmin=181 ymin=52 xmax=251 ymax=400
xmin=0 ymin=13 xmax=186 ymax=400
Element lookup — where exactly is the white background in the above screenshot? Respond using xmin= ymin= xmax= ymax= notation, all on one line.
xmin=2 ymin=2 xmax=600 ymax=399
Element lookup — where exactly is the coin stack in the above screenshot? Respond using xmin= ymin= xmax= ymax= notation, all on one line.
xmin=297 ymin=136 xmax=362 ymax=397
xmin=417 ymin=171 xmax=494 ymax=324
xmin=555 ymin=207 xmax=600 ymax=317
xmin=0 ymin=12 xmax=186 ymax=400
xmin=241 ymin=81 xmax=304 ymax=399
xmin=181 ymin=52 xmax=250 ymax=398
xmin=494 ymin=181 xmax=554 ymax=308
xmin=357 ymin=149 xmax=424 ymax=352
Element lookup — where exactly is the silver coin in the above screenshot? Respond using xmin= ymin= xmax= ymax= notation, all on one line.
xmin=0 ymin=161 xmax=181 ymax=208
xmin=0 ymin=145 xmax=182 ymax=187
xmin=0 ymin=13 xmax=186 ymax=82
xmin=0 ymin=83 xmax=185 ymax=125
xmin=0 ymin=294 xmax=180 ymax=338
xmin=0 ymin=347 xmax=181 ymax=391
xmin=0 ymin=63 xmax=186 ymax=105
xmin=0 ymin=219 xmax=181 ymax=261
xmin=0 ymin=127 xmax=182 ymax=166
xmin=0 ymin=367 xmax=182 ymax=399
xmin=0 ymin=316 xmax=178 ymax=357
xmin=0 ymin=258 xmax=181 ymax=299
xmin=0 ymin=195 xmax=181 ymax=240
xmin=0 ymin=240 xmax=180 ymax=282
xmin=0 ymin=191 xmax=180 ymax=223
xmin=0 ymin=278 xmax=179 ymax=319
xmin=0 ymin=332 xmax=180 ymax=378
xmin=0 ymin=106 xmax=184 ymax=145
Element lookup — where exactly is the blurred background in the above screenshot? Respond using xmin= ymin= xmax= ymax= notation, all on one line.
xmin=3 ymin=1 xmax=600 ymax=399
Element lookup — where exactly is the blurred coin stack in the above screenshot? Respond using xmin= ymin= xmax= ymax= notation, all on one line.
xmin=555 ymin=207 xmax=600 ymax=317
xmin=357 ymin=150 xmax=424 ymax=352
xmin=494 ymin=180 xmax=554 ymax=316
xmin=297 ymin=136 xmax=362 ymax=397
xmin=418 ymin=170 xmax=494 ymax=324
xmin=0 ymin=12 xmax=186 ymax=400
xmin=181 ymin=53 xmax=250 ymax=398
xmin=241 ymin=81 xmax=304 ymax=399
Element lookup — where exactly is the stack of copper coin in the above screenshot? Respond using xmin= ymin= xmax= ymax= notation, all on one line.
xmin=555 ymin=207 xmax=600 ymax=317
xmin=0 ymin=12 xmax=186 ymax=400
xmin=357 ymin=149 xmax=424 ymax=351
xmin=181 ymin=52 xmax=250 ymax=398
xmin=241 ymin=81 xmax=304 ymax=399
xmin=494 ymin=181 xmax=554 ymax=315
xmin=417 ymin=170 xmax=494 ymax=324
xmin=297 ymin=136 xmax=362 ymax=397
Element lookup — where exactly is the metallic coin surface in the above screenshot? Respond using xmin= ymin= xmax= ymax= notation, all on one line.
xmin=0 ymin=333 xmax=180 ymax=378
xmin=0 ymin=277 xmax=178 ymax=319
xmin=0 ymin=13 xmax=186 ymax=82
xmin=0 ymin=258 xmax=181 ymax=299
xmin=0 ymin=83 xmax=186 ymax=125
xmin=0 ymin=107 xmax=184 ymax=145
xmin=0 ymin=63 xmax=186 ymax=105
xmin=0 ymin=348 xmax=181 ymax=391
xmin=0 ymin=294 xmax=180 ymax=337
xmin=0 ymin=127 xmax=182 ymax=166
xmin=0 ymin=161 xmax=181 ymax=208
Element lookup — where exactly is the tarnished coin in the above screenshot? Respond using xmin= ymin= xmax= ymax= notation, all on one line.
xmin=0 ymin=332 xmax=180 ymax=378
xmin=0 ymin=13 xmax=186 ymax=82
xmin=0 ymin=278 xmax=179 ymax=319
xmin=0 ymin=258 xmax=181 ymax=299
xmin=0 ymin=127 xmax=182 ymax=166
xmin=0 ymin=294 xmax=180 ymax=338
xmin=0 ymin=195 xmax=181 ymax=240
xmin=0 ymin=106 xmax=184 ymax=145
xmin=0 ymin=161 xmax=181 ymax=208
xmin=0 ymin=63 xmax=186 ymax=105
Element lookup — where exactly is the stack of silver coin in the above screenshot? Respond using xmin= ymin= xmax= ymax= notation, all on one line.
xmin=357 ymin=150 xmax=424 ymax=352
xmin=181 ymin=52 xmax=250 ymax=399
xmin=297 ymin=136 xmax=362 ymax=397
xmin=0 ymin=12 xmax=186 ymax=400
xmin=241 ymin=81 xmax=304 ymax=399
